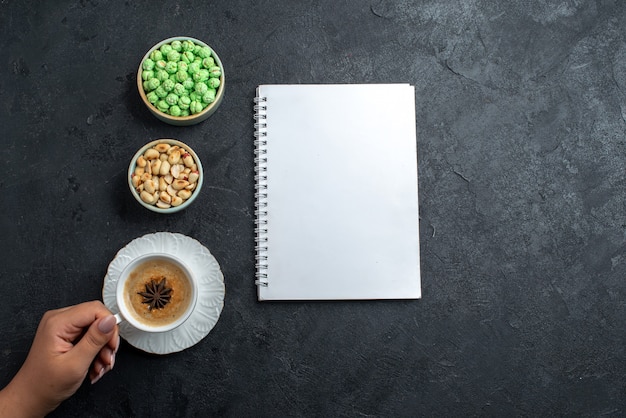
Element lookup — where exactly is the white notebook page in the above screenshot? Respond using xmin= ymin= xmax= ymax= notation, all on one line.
xmin=257 ymin=84 xmax=420 ymax=300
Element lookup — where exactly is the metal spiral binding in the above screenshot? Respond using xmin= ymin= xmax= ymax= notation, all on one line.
xmin=253 ymin=96 xmax=269 ymax=287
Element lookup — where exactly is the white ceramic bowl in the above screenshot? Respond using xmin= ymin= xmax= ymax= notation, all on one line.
xmin=128 ymin=139 xmax=203 ymax=213
xmin=137 ymin=36 xmax=225 ymax=126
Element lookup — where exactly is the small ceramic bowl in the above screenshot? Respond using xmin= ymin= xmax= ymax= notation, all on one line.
xmin=128 ymin=139 xmax=203 ymax=213
xmin=137 ymin=36 xmax=225 ymax=126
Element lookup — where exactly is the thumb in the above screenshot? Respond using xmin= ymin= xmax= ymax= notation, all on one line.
xmin=71 ymin=315 xmax=117 ymax=365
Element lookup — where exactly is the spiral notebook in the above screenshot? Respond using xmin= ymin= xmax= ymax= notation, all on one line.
xmin=254 ymin=84 xmax=420 ymax=301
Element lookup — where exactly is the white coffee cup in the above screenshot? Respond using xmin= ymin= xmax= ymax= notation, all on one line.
xmin=115 ymin=253 xmax=198 ymax=333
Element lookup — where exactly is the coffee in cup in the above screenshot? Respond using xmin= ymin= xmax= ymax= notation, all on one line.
xmin=116 ymin=253 xmax=197 ymax=333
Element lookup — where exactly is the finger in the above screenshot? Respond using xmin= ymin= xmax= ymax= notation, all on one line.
xmin=103 ymin=328 xmax=120 ymax=362
xmin=89 ymin=358 xmax=106 ymax=382
xmin=90 ymin=330 xmax=120 ymax=384
xmin=90 ymin=347 xmax=116 ymax=385
xmin=70 ymin=315 xmax=117 ymax=369
xmin=48 ymin=301 xmax=112 ymax=344
xmin=96 ymin=346 xmax=115 ymax=369
xmin=90 ymin=361 xmax=111 ymax=385
xmin=62 ymin=301 xmax=112 ymax=330
xmin=105 ymin=329 xmax=121 ymax=354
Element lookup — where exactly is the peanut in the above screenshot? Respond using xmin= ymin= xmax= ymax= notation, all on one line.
xmin=132 ymin=142 xmax=200 ymax=209
xmin=144 ymin=148 xmax=159 ymax=160
xmin=154 ymin=143 xmax=171 ymax=153
xmin=172 ymin=179 xmax=189 ymax=190
xmin=159 ymin=161 xmax=171 ymax=176
xmin=178 ymin=189 xmax=192 ymax=200
xmin=156 ymin=200 xmax=171 ymax=209
xmin=168 ymin=150 xmax=181 ymax=165
xmin=140 ymin=190 xmax=156 ymax=205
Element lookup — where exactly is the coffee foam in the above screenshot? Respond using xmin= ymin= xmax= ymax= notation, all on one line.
xmin=123 ymin=258 xmax=192 ymax=328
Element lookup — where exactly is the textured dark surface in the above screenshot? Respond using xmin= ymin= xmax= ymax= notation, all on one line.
xmin=1 ymin=0 xmax=625 ymax=417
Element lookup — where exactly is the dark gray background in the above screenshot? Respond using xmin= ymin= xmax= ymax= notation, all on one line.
xmin=1 ymin=0 xmax=625 ymax=417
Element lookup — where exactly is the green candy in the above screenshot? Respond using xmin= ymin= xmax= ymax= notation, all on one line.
xmin=146 ymin=91 xmax=159 ymax=104
xmin=181 ymin=51 xmax=194 ymax=64
xmin=194 ymin=82 xmax=208 ymax=95
xmin=181 ymin=40 xmax=194 ymax=52
xmin=197 ymin=46 xmax=212 ymax=59
xmin=155 ymin=69 xmax=169 ymax=82
xmin=171 ymin=40 xmax=182 ymax=52
xmin=142 ymin=70 xmax=154 ymax=81
xmin=188 ymin=62 xmax=201 ymax=74
xmin=144 ymin=78 xmax=160 ymax=91
xmin=167 ymin=50 xmax=180 ymax=62
xmin=164 ymin=61 xmax=177 ymax=74
xmin=180 ymin=109 xmax=190 ymax=116
xmin=165 ymin=93 xmax=179 ymax=106
xmin=202 ymin=89 xmax=216 ymax=104
xmin=189 ymin=100 xmax=204 ymax=114
xmin=155 ymin=60 xmax=167 ymax=70
xmin=155 ymin=86 xmax=168 ymax=98
xmin=173 ymin=83 xmax=187 ymax=96
xmin=149 ymin=50 xmax=163 ymax=61
xmin=178 ymin=96 xmax=191 ymax=109
xmin=156 ymin=100 xmax=170 ymax=112
xmin=202 ymin=57 xmax=215 ymax=69
xmin=193 ymin=69 xmax=209 ymax=82
xmin=178 ymin=62 xmax=188 ymax=73
xmin=208 ymin=66 xmax=221 ymax=78
xmin=142 ymin=59 xmax=155 ymax=71
xmin=160 ymin=44 xmax=172 ymax=55
xmin=176 ymin=70 xmax=188 ymax=83
xmin=208 ymin=77 xmax=220 ymax=89
xmin=162 ymin=79 xmax=175 ymax=92
xmin=182 ymin=79 xmax=194 ymax=90
xmin=169 ymin=105 xmax=182 ymax=116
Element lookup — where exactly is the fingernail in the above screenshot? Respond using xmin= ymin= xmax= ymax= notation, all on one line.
xmin=98 ymin=315 xmax=117 ymax=333
xmin=114 ymin=336 xmax=121 ymax=354
xmin=110 ymin=353 xmax=116 ymax=370
xmin=91 ymin=367 xmax=105 ymax=385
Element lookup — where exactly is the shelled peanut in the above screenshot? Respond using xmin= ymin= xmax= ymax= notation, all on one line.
xmin=131 ymin=143 xmax=200 ymax=209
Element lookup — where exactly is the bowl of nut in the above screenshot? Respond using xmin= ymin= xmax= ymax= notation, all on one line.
xmin=129 ymin=139 xmax=203 ymax=213
xmin=137 ymin=36 xmax=225 ymax=126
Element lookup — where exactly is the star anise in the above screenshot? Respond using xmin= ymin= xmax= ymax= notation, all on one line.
xmin=138 ymin=277 xmax=172 ymax=310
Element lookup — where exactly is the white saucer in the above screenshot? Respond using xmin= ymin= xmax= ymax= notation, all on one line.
xmin=102 ymin=232 xmax=225 ymax=354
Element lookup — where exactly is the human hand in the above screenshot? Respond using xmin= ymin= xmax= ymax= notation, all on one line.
xmin=0 ymin=301 xmax=120 ymax=418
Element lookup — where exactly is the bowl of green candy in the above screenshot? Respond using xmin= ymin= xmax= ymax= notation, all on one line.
xmin=137 ymin=36 xmax=225 ymax=126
